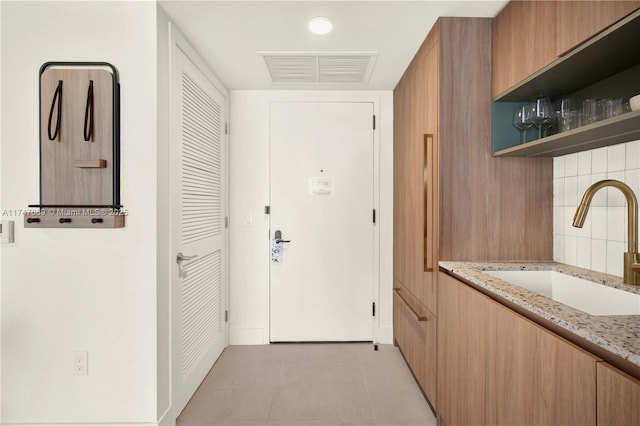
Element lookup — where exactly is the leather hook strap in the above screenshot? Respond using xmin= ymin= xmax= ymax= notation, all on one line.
xmin=47 ymin=80 xmax=63 ymax=141
xmin=83 ymin=80 xmax=94 ymax=142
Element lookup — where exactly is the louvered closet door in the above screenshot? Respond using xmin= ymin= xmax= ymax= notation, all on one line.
xmin=170 ymin=46 xmax=227 ymax=415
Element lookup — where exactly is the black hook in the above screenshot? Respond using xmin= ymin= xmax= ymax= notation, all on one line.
xmin=26 ymin=218 xmax=41 ymax=224
xmin=91 ymin=218 xmax=103 ymax=224
xmin=59 ymin=218 xmax=72 ymax=224
xmin=47 ymin=80 xmax=63 ymax=141
xmin=84 ymin=80 xmax=94 ymax=142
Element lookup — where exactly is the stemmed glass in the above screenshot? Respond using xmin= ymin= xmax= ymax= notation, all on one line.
xmin=512 ymin=104 xmax=533 ymax=144
xmin=531 ymin=96 xmax=555 ymax=138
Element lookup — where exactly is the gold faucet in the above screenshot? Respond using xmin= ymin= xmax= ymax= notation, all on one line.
xmin=573 ymin=179 xmax=640 ymax=285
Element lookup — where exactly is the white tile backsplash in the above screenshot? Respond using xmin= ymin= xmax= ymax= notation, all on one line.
xmin=554 ymin=139 xmax=640 ymax=277
xmin=626 ymin=140 xmax=640 ymax=170
xmin=564 ymin=153 xmax=578 ymax=177
xmin=577 ymin=151 xmax=591 ymax=176
xmin=591 ymin=147 xmax=608 ymax=174
xmin=608 ymin=144 xmax=626 ymax=172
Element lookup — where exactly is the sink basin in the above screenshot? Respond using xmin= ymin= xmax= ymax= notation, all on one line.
xmin=482 ymin=269 xmax=640 ymax=316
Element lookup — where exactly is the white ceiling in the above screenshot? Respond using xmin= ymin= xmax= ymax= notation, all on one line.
xmin=159 ymin=1 xmax=509 ymax=90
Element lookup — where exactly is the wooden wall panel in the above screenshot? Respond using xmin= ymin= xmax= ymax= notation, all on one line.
xmin=438 ymin=18 xmax=553 ymax=261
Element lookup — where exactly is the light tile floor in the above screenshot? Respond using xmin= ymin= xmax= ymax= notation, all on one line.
xmin=177 ymin=343 xmax=437 ymax=426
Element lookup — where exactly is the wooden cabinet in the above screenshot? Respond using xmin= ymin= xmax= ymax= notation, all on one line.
xmin=492 ymin=0 xmax=558 ymax=98
xmin=392 ymin=286 xmax=436 ymax=402
xmin=492 ymin=0 xmax=640 ymax=98
xmin=393 ymin=16 xmax=552 ymax=410
xmin=597 ymin=362 xmax=640 ymax=425
xmin=437 ymin=272 xmax=491 ymax=426
xmin=438 ymin=272 xmax=599 ymax=426
xmin=487 ymin=301 xmax=598 ymax=426
xmin=556 ymin=1 xmax=640 ymax=56
xmin=492 ymin=4 xmax=640 ymax=157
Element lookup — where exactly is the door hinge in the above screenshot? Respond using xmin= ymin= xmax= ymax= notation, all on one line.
xmin=265 ymin=205 xmax=270 ymax=214
xmin=225 ymin=122 xmax=229 ymax=135
xmin=373 ymin=209 xmax=376 ymax=223
xmin=225 ymin=216 xmax=229 ymax=228
xmin=373 ymin=115 xmax=376 ymax=130
xmin=372 ymin=302 xmax=376 ymax=317
xmin=225 ymin=310 xmax=229 ymax=323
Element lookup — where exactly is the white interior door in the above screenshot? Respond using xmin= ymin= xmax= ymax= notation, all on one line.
xmin=270 ymin=102 xmax=374 ymax=342
xmin=170 ymin=43 xmax=227 ymax=414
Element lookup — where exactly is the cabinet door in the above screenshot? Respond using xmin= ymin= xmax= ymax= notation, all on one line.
xmin=437 ymin=272 xmax=491 ymax=426
xmin=487 ymin=302 xmax=598 ymax=426
xmin=597 ymin=362 xmax=640 ymax=425
xmin=393 ymin=286 xmax=437 ymax=405
xmin=394 ymin=69 xmax=423 ymax=302
xmin=492 ymin=0 xmax=558 ymax=97
xmin=556 ymin=1 xmax=640 ymax=56
xmin=393 ymin=26 xmax=438 ymax=311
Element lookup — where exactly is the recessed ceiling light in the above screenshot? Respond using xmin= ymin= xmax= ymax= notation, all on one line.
xmin=309 ymin=17 xmax=333 ymax=35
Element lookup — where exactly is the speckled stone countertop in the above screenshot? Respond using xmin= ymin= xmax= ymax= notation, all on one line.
xmin=439 ymin=261 xmax=640 ymax=370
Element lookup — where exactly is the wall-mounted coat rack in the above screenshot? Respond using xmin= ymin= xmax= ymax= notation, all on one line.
xmin=25 ymin=62 xmax=124 ymax=228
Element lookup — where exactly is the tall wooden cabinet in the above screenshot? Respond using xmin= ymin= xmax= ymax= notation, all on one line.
xmin=393 ymin=17 xmax=552 ymax=409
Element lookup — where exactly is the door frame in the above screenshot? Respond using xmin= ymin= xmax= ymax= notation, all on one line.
xmin=264 ymin=95 xmax=382 ymax=344
xmin=168 ymin=23 xmax=230 ymax=420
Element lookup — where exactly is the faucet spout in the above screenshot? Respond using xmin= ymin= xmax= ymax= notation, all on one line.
xmin=573 ymin=179 xmax=639 ymax=285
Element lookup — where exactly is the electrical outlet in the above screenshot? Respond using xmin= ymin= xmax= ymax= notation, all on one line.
xmin=73 ymin=351 xmax=88 ymax=375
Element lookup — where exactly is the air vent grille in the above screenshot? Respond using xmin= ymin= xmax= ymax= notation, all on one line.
xmin=260 ymin=52 xmax=377 ymax=84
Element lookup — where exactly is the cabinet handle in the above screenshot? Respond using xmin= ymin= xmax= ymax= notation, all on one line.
xmin=424 ymin=134 xmax=434 ymax=272
xmin=394 ymin=288 xmax=428 ymax=322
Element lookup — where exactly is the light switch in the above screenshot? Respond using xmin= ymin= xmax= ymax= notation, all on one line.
xmin=243 ymin=213 xmax=253 ymax=227
xmin=0 ymin=220 xmax=14 ymax=243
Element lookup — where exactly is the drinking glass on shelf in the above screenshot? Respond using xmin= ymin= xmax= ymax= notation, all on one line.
xmin=583 ymin=98 xmax=598 ymax=125
xmin=512 ymin=104 xmax=533 ymax=143
xmin=531 ymin=96 xmax=555 ymax=138
xmin=558 ymin=97 xmax=577 ymax=132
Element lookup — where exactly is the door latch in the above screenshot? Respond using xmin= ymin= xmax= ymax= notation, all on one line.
xmin=274 ymin=230 xmax=291 ymax=243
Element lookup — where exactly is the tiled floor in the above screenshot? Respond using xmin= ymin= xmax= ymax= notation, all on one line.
xmin=177 ymin=343 xmax=437 ymax=426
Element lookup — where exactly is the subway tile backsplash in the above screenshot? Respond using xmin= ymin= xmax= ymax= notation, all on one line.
xmin=553 ymin=140 xmax=640 ymax=277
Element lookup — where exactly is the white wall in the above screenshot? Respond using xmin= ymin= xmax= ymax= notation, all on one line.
xmin=554 ymin=140 xmax=640 ymax=277
xmin=1 ymin=1 xmax=158 ymax=424
xmin=229 ymin=90 xmax=394 ymax=345
xmin=156 ymin=4 xmax=171 ymax=425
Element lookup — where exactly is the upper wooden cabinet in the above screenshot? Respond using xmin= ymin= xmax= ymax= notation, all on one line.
xmin=556 ymin=0 xmax=640 ymax=56
xmin=492 ymin=0 xmax=558 ymax=98
xmin=492 ymin=0 xmax=640 ymax=98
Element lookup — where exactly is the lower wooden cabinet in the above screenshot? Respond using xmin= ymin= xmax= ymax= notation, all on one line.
xmin=597 ymin=362 xmax=640 ymax=425
xmin=437 ymin=272 xmax=491 ymax=426
xmin=487 ymin=301 xmax=598 ymax=426
xmin=393 ymin=284 xmax=436 ymax=406
xmin=438 ymin=272 xmax=599 ymax=426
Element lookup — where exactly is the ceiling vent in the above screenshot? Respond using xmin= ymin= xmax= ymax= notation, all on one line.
xmin=260 ymin=52 xmax=378 ymax=84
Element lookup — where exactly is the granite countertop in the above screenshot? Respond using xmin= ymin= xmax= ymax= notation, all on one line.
xmin=439 ymin=261 xmax=640 ymax=370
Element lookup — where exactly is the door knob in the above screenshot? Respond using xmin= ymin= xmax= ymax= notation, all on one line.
xmin=274 ymin=230 xmax=291 ymax=243
xmin=176 ymin=252 xmax=198 ymax=265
